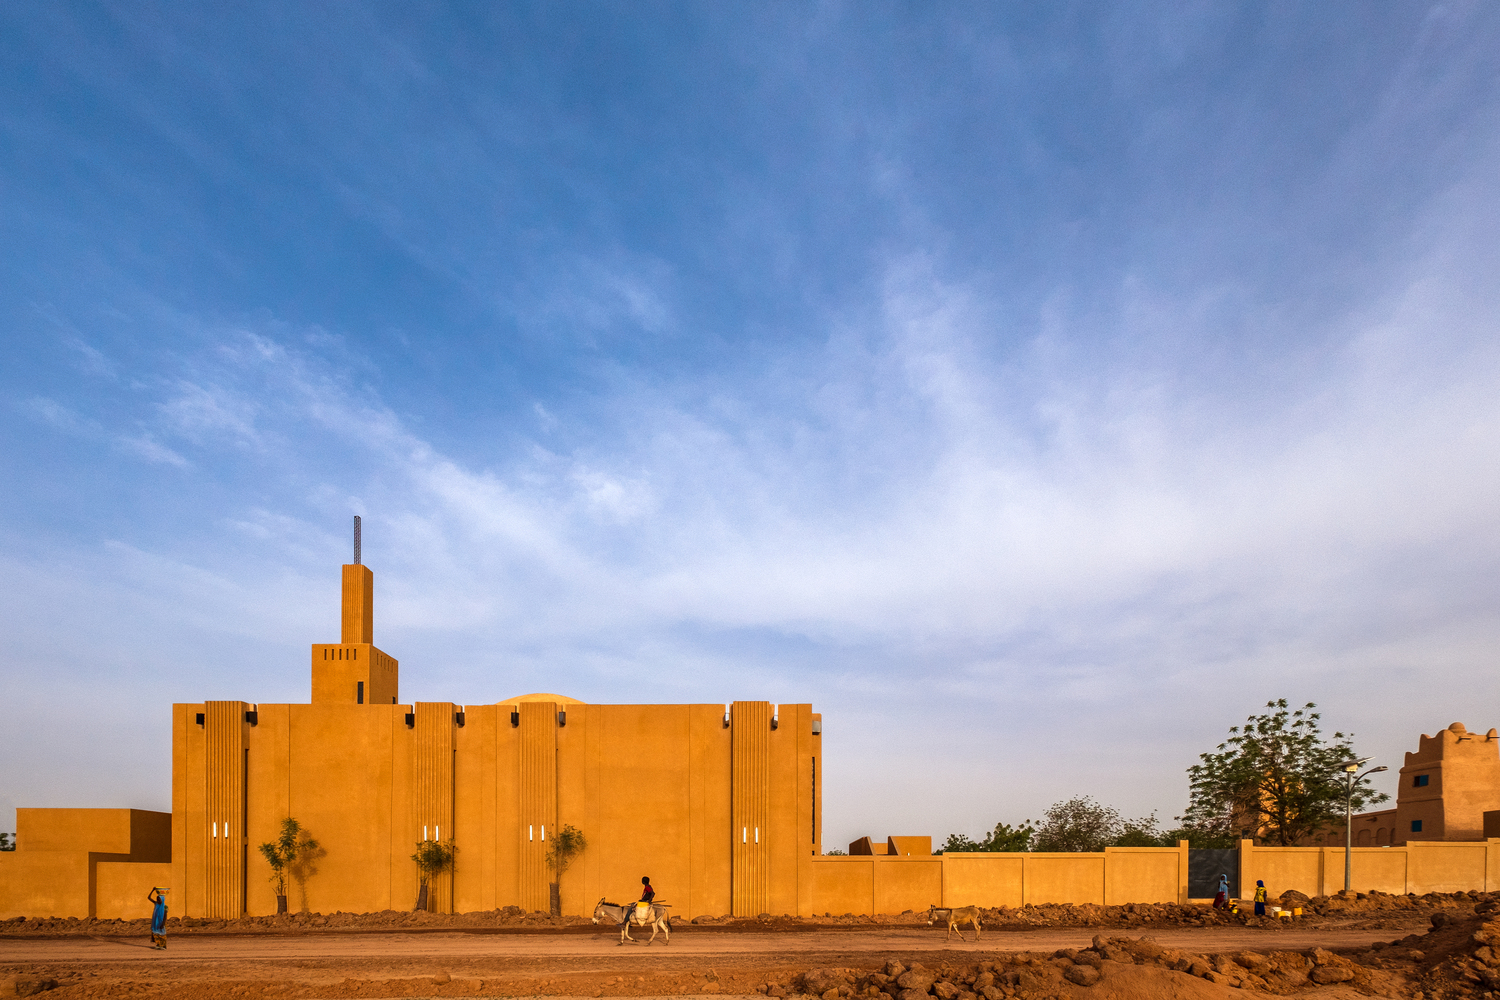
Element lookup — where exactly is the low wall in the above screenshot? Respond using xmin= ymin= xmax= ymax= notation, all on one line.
xmin=809 ymin=843 xmax=1189 ymax=914
xmin=1240 ymin=838 xmax=1500 ymax=899
xmin=0 ymin=851 xmax=92 ymax=919
xmin=0 ymin=808 xmax=172 ymax=919
xmin=96 ymin=862 xmax=173 ymax=920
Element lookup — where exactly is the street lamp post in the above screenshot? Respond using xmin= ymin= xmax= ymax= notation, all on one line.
xmin=1341 ymin=759 xmax=1389 ymax=893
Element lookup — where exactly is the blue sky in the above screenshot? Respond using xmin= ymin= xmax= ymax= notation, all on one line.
xmin=3 ymin=2 xmax=1499 ymax=848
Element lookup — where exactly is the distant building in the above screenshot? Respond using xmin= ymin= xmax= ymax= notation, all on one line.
xmin=848 ymin=836 xmax=931 ymax=856
xmin=1310 ymin=722 xmax=1500 ymax=847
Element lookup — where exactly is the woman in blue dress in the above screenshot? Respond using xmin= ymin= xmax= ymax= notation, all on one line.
xmin=148 ymin=887 xmax=168 ymax=949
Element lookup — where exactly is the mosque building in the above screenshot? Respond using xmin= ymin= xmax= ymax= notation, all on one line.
xmin=2 ymin=530 xmax=822 ymax=920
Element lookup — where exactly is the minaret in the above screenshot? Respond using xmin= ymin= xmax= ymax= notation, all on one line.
xmin=311 ymin=516 xmax=400 ymax=704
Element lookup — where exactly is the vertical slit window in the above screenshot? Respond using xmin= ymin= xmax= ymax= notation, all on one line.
xmin=812 ymin=757 xmax=817 ymax=843
xmin=357 ymin=681 xmax=364 ymax=704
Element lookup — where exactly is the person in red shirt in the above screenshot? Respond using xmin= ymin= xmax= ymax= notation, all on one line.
xmin=639 ymin=876 xmax=654 ymax=903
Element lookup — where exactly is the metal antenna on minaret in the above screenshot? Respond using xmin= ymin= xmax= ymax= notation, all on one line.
xmin=353 ymin=515 xmax=362 ymax=565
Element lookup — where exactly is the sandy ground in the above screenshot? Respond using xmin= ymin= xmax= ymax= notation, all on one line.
xmin=0 ymin=920 xmax=1429 ymax=999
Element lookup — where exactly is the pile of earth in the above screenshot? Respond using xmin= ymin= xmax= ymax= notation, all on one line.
xmin=0 ymin=905 xmax=594 ymax=937
xmin=766 ymin=893 xmax=1500 ymax=998
xmin=770 ymin=945 xmax=1386 ymax=1000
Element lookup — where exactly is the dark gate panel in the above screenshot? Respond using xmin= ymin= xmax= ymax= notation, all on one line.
xmin=1188 ymin=848 xmax=1239 ymax=899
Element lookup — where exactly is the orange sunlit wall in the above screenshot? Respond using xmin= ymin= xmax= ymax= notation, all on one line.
xmin=165 ymin=562 xmax=822 ymax=918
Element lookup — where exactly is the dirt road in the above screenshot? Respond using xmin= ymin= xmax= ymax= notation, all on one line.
xmin=0 ymin=922 xmax=1422 ymax=962
xmin=0 ymin=921 xmax=1427 ymax=999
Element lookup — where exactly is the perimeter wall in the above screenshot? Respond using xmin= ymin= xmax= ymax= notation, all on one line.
xmin=1239 ymin=838 xmax=1500 ymax=900
xmin=808 ymin=844 xmax=1191 ymax=913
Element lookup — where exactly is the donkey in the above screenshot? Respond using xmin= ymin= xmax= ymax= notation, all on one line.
xmin=927 ymin=904 xmax=982 ymax=942
xmin=592 ymin=897 xmax=672 ymax=945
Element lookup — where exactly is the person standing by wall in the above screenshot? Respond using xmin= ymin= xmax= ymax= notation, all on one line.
xmin=1212 ymin=873 xmax=1229 ymax=909
xmin=1253 ymin=880 xmax=1268 ymax=916
xmin=147 ymin=887 xmax=169 ymax=949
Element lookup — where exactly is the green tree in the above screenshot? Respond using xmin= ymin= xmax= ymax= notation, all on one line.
xmin=1032 ymin=796 xmax=1123 ymax=852
xmin=940 ymin=820 xmax=1036 ymax=854
xmin=544 ymin=824 xmax=587 ymax=917
xmin=411 ymin=839 xmax=456 ymax=912
xmin=258 ymin=818 xmax=319 ymax=914
xmin=0 ymin=832 xmax=14 ymax=851
xmin=1182 ymin=699 xmax=1388 ymax=847
xmin=1113 ymin=812 xmax=1176 ymax=847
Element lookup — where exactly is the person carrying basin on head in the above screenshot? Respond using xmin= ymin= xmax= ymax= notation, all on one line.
xmin=148 ymin=887 xmax=169 ymax=949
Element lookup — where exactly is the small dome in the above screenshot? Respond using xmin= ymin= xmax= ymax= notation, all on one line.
xmin=499 ymin=693 xmax=585 ymax=705
xmin=1449 ymin=722 xmax=1469 ymax=733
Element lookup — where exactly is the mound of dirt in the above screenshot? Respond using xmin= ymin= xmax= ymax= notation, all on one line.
xmin=0 ymin=905 xmax=593 ymax=938
xmin=762 ymin=893 xmax=1500 ymax=998
xmin=771 ymin=938 xmax=1384 ymax=999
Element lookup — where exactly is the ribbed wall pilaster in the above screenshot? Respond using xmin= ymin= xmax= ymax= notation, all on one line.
xmin=518 ymin=702 xmax=558 ymax=913
xmin=414 ymin=703 xmax=456 ymax=912
xmin=731 ymin=701 xmax=771 ymax=916
xmin=203 ymin=701 xmax=247 ymax=919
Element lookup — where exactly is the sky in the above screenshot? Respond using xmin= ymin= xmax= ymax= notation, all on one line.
xmin=2 ymin=1 xmax=1499 ymax=848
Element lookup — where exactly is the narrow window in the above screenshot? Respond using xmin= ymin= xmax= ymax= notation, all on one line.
xmin=1414 ymin=774 xmax=1429 ymax=787
xmin=357 ymin=681 xmax=364 ymax=704
xmin=1411 ymin=820 xmax=1424 ymax=832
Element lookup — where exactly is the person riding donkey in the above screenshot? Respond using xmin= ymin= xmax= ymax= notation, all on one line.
xmin=635 ymin=876 xmax=654 ymax=920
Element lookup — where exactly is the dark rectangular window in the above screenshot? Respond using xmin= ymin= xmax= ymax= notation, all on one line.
xmin=357 ymin=681 xmax=364 ymax=704
xmin=1411 ymin=820 xmax=1423 ymax=832
xmin=1414 ymin=774 xmax=1429 ymax=787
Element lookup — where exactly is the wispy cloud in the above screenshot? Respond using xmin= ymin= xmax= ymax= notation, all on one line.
xmin=3 ymin=1 xmax=1499 ymax=843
